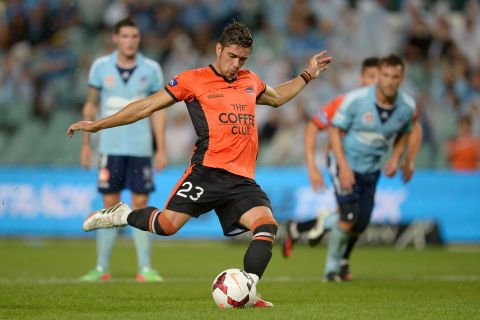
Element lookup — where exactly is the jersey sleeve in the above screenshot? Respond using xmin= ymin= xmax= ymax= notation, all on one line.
xmin=149 ymin=61 xmax=164 ymax=94
xmin=88 ymin=59 xmax=103 ymax=90
xmin=164 ymin=70 xmax=195 ymax=102
xmin=412 ymin=110 xmax=419 ymax=122
xmin=332 ymin=93 xmax=357 ymax=130
xmin=400 ymin=94 xmax=416 ymax=134
xmin=249 ymin=70 xmax=266 ymax=99
xmin=399 ymin=118 xmax=413 ymax=134
xmin=312 ymin=95 xmax=344 ymax=130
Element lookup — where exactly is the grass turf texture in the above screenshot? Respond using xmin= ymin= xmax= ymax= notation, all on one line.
xmin=0 ymin=239 xmax=479 ymax=320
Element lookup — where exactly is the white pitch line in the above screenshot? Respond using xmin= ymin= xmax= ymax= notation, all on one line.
xmin=0 ymin=275 xmax=479 ymax=285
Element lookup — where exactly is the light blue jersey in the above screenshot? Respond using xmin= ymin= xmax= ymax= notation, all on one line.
xmin=332 ymin=85 xmax=416 ymax=173
xmin=89 ymin=51 xmax=164 ymax=156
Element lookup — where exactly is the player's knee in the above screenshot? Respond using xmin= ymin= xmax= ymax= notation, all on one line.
xmin=339 ymin=202 xmax=359 ymax=224
xmin=152 ymin=212 xmax=179 ymax=236
xmin=339 ymin=220 xmax=354 ymax=233
xmin=250 ymin=216 xmax=278 ymax=243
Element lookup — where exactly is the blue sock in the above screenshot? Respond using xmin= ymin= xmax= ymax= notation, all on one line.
xmin=96 ymin=228 xmax=119 ymax=272
xmin=324 ymin=224 xmax=348 ymax=275
xmin=324 ymin=213 xmax=339 ymax=230
xmin=132 ymin=228 xmax=152 ymax=272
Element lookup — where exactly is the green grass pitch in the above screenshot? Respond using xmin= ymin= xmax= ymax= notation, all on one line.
xmin=0 ymin=238 xmax=479 ymax=320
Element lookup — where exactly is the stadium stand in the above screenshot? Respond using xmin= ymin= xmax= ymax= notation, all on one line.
xmin=1 ymin=0 xmax=479 ymax=168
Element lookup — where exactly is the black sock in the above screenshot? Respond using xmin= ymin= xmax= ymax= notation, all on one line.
xmin=126 ymin=206 xmax=157 ymax=232
xmin=244 ymin=239 xmax=273 ymax=279
xmin=343 ymin=235 xmax=359 ymax=260
xmin=244 ymin=224 xmax=277 ymax=279
xmin=297 ymin=219 xmax=317 ymax=232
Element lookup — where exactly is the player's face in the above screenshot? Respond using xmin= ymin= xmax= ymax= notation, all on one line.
xmin=359 ymin=67 xmax=379 ymax=86
xmin=113 ymin=26 xmax=140 ymax=58
xmin=215 ymin=43 xmax=251 ymax=79
xmin=377 ymin=64 xmax=404 ymax=100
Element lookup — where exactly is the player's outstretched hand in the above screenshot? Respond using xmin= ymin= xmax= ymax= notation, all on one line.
xmin=306 ymin=51 xmax=333 ymax=79
xmin=383 ymin=157 xmax=398 ymax=178
xmin=338 ymin=164 xmax=355 ymax=192
xmin=401 ymin=159 xmax=415 ymax=183
xmin=67 ymin=121 xmax=98 ymax=137
xmin=154 ymin=150 xmax=168 ymax=171
xmin=309 ymin=167 xmax=326 ymax=192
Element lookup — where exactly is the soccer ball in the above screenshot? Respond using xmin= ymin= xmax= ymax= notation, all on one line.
xmin=211 ymin=268 xmax=257 ymax=308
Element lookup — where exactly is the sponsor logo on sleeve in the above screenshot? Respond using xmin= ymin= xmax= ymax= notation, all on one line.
xmin=245 ymin=87 xmax=255 ymax=95
xmin=168 ymin=77 xmax=178 ymax=86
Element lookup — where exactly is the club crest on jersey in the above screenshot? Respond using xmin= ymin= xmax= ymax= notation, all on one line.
xmin=104 ymin=75 xmax=115 ymax=87
xmin=169 ymin=77 xmax=178 ymax=86
xmin=245 ymin=87 xmax=255 ymax=95
xmin=362 ymin=111 xmax=374 ymax=125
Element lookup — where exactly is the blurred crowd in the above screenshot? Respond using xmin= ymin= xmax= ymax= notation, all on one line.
xmin=1 ymin=0 xmax=479 ymax=169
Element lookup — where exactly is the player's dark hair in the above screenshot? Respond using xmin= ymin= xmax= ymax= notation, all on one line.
xmin=218 ymin=21 xmax=253 ymax=48
xmin=379 ymin=54 xmax=405 ymax=72
xmin=114 ymin=17 xmax=138 ymax=34
xmin=361 ymin=57 xmax=380 ymax=71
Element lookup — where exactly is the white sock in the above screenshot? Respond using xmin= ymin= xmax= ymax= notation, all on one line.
xmin=289 ymin=222 xmax=300 ymax=239
xmin=120 ymin=209 xmax=132 ymax=225
xmin=248 ymin=273 xmax=260 ymax=285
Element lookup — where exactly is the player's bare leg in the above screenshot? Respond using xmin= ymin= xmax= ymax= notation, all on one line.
xmin=80 ymin=193 xmax=120 ymax=282
xmin=131 ymin=193 xmax=163 ymax=282
xmin=239 ymin=206 xmax=277 ymax=307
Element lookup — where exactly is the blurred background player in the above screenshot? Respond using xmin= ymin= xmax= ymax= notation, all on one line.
xmin=445 ymin=115 xmax=480 ymax=171
xmin=282 ymin=58 xmax=380 ymax=262
xmin=68 ymin=21 xmax=332 ymax=306
xmin=322 ymin=54 xmax=417 ymax=281
xmin=79 ymin=18 xmax=167 ymax=282
xmin=283 ymin=58 xmax=422 ymax=280
xmin=283 ymin=58 xmax=422 ymax=274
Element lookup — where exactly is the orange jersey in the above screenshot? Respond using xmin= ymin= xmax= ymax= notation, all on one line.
xmin=165 ymin=65 xmax=266 ymax=179
xmin=312 ymin=95 xmax=344 ymax=130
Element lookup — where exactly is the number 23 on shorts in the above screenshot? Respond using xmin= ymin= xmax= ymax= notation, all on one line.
xmin=176 ymin=182 xmax=204 ymax=201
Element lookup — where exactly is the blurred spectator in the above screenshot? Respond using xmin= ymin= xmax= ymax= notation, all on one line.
xmin=26 ymin=1 xmax=54 ymax=45
xmin=0 ymin=42 xmax=33 ymax=134
xmin=179 ymin=0 xmax=211 ymax=34
xmin=445 ymin=116 xmax=480 ymax=170
xmin=285 ymin=0 xmax=325 ymax=68
xmin=0 ymin=0 xmax=479 ymax=169
xmin=2 ymin=0 xmax=29 ymax=48
xmin=451 ymin=14 xmax=480 ymax=68
xmin=31 ymin=31 xmax=76 ymax=120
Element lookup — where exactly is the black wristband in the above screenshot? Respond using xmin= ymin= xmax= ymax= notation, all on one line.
xmin=300 ymin=71 xmax=312 ymax=84
xmin=300 ymin=73 xmax=309 ymax=84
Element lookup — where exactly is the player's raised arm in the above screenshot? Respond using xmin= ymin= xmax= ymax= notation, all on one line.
xmin=329 ymin=125 xmax=355 ymax=191
xmin=257 ymin=51 xmax=332 ymax=107
xmin=79 ymin=87 xmax=100 ymax=169
xmin=304 ymin=120 xmax=325 ymax=191
xmin=151 ymin=109 xmax=168 ymax=171
xmin=401 ymin=119 xmax=422 ymax=182
xmin=67 ymin=89 xmax=175 ymax=137
xmin=384 ymin=131 xmax=411 ymax=178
